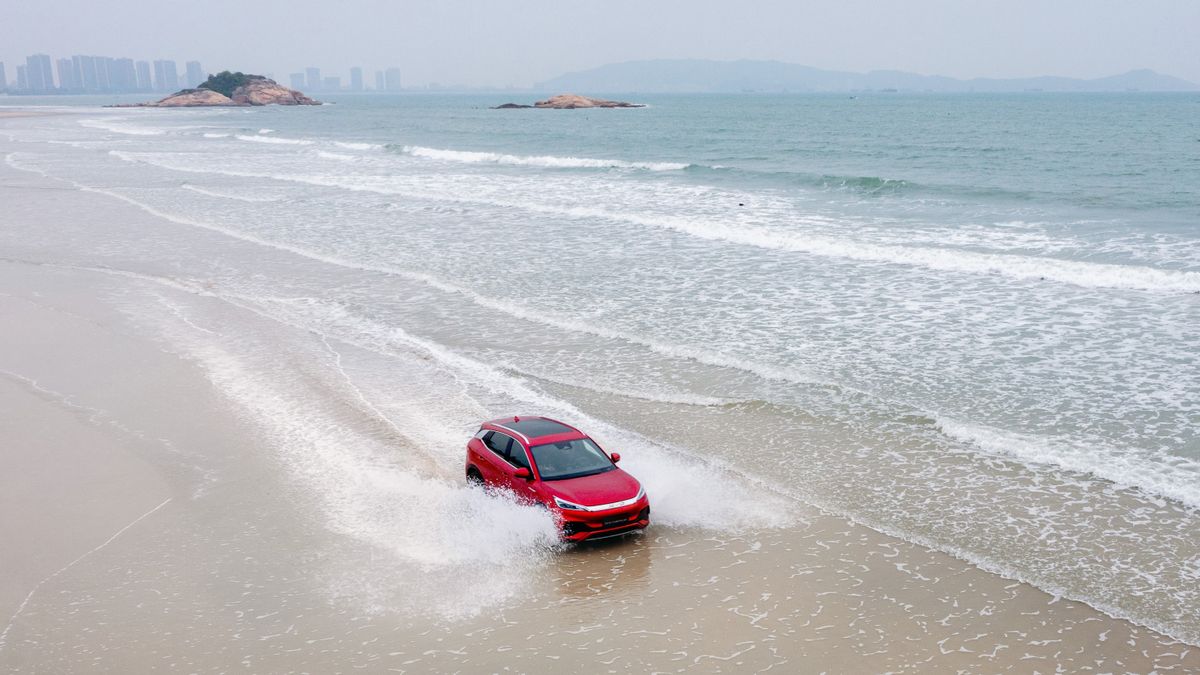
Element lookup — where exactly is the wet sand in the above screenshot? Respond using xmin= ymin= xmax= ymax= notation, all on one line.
xmin=0 ymin=111 xmax=63 ymax=119
xmin=1 ymin=145 xmax=1198 ymax=672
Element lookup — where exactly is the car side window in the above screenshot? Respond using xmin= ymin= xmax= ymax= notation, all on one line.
xmin=483 ymin=431 xmax=510 ymax=457
xmin=507 ymin=441 xmax=530 ymax=470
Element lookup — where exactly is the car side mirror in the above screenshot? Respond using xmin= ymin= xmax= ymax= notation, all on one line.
xmin=610 ymin=452 xmax=621 ymax=463
xmin=514 ymin=467 xmax=532 ymax=480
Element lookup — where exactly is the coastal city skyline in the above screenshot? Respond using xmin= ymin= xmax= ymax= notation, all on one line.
xmin=0 ymin=52 xmax=403 ymax=95
xmin=1 ymin=1 xmax=1196 ymax=88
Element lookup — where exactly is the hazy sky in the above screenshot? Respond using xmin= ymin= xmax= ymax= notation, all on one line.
xmin=3 ymin=0 xmax=1198 ymax=87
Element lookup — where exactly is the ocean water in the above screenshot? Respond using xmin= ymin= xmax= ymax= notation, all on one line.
xmin=3 ymin=92 xmax=1199 ymax=644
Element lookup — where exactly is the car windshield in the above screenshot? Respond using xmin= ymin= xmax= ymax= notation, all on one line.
xmin=529 ymin=438 xmax=615 ymax=481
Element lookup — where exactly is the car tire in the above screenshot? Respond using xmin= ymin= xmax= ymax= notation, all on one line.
xmin=466 ymin=468 xmax=483 ymax=485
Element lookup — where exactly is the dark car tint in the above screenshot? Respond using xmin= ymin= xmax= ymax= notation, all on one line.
xmin=482 ymin=430 xmax=509 ymax=456
xmin=483 ymin=430 xmax=528 ymax=469
xmin=507 ymin=444 xmax=530 ymax=470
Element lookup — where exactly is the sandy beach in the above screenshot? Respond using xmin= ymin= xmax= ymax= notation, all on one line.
xmin=0 ymin=111 xmax=63 ymax=119
xmin=2 ymin=114 xmax=1199 ymax=672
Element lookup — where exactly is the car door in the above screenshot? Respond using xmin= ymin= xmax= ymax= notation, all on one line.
xmin=502 ymin=439 xmax=538 ymax=501
xmin=478 ymin=431 xmax=514 ymax=487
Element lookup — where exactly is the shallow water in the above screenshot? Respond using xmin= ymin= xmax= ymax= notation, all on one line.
xmin=1 ymin=93 xmax=1198 ymax=653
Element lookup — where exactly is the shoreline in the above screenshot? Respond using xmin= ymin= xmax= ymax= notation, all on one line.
xmin=1 ymin=129 xmax=1198 ymax=671
xmin=0 ymin=110 xmax=68 ymax=119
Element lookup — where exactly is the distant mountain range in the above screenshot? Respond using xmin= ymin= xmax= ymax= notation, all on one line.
xmin=537 ymin=60 xmax=1199 ymax=93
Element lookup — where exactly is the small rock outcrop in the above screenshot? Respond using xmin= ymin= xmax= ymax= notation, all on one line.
xmin=230 ymin=77 xmax=320 ymax=106
xmin=534 ymin=94 xmax=643 ymax=109
xmin=111 ymin=72 xmax=320 ymax=107
xmin=492 ymin=94 xmax=643 ymax=110
xmin=151 ymin=88 xmax=238 ymax=107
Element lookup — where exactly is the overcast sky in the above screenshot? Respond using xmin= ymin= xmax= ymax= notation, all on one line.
xmin=3 ymin=0 xmax=1198 ymax=88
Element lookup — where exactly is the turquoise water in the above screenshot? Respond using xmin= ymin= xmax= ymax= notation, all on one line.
xmin=3 ymin=92 xmax=1199 ymax=640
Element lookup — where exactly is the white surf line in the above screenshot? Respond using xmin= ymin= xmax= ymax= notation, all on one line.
xmin=0 ymin=497 xmax=173 ymax=652
xmin=102 ymin=148 xmax=1200 ymax=294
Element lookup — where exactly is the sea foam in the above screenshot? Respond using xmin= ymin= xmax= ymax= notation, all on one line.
xmin=78 ymin=118 xmax=166 ymax=136
xmin=235 ymin=134 xmax=313 ymax=145
xmin=399 ymin=145 xmax=690 ymax=171
xmin=105 ymin=150 xmax=1197 ymax=293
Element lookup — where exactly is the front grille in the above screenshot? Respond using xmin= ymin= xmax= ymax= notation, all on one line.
xmin=584 ymin=524 xmax=644 ymax=541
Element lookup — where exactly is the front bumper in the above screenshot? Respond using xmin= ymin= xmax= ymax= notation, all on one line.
xmin=561 ymin=504 xmax=650 ymax=542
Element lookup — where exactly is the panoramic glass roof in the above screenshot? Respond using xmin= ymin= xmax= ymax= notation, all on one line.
xmin=498 ymin=417 xmax=575 ymax=439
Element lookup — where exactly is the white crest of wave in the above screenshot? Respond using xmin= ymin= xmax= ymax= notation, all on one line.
xmin=104 ymin=149 xmax=1195 ymax=293
xmin=530 ymin=204 xmax=1200 ymax=294
xmin=315 ymin=150 xmax=355 ymax=162
xmin=78 ymin=118 xmax=166 ymax=136
xmin=333 ymin=141 xmax=383 ymax=151
xmin=234 ymin=134 xmax=313 ymax=145
xmin=202 ymin=132 xmax=230 ymax=138
xmin=402 ymin=145 xmax=689 ymax=171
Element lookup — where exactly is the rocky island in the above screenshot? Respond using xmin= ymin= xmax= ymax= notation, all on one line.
xmin=492 ymin=94 xmax=644 ymax=109
xmin=113 ymin=71 xmax=321 ymax=107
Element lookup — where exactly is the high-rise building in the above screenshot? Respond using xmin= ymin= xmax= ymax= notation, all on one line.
xmin=76 ymin=55 xmax=97 ymax=91
xmin=16 ymin=65 xmax=28 ymax=91
xmin=375 ymin=70 xmax=385 ymax=92
xmin=305 ymin=67 xmax=321 ymax=91
xmin=95 ymin=57 xmax=113 ymax=91
xmin=56 ymin=58 xmax=76 ymax=90
xmin=68 ymin=56 xmax=84 ymax=91
xmin=349 ymin=66 xmax=363 ymax=92
xmin=0 ymin=62 xmax=6 ymax=92
xmin=289 ymin=73 xmax=305 ymax=90
xmin=25 ymin=54 xmax=54 ymax=91
xmin=136 ymin=61 xmax=152 ymax=91
xmin=185 ymin=61 xmax=204 ymax=88
xmin=153 ymin=60 xmax=178 ymax=92
xmin=384 ymin=67 xmax=402 ymax=91
xmin=322 ymin=76 xmax=340 ymax=91
xmin=112 ymin=58 xmax=137 ymax=91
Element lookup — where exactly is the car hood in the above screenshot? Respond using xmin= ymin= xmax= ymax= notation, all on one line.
xmin=543 ymin=468 xmax=641 ymax=507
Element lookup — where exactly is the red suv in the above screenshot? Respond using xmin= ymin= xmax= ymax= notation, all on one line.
xmin=465 ymin=416 xmax=650 ymax=541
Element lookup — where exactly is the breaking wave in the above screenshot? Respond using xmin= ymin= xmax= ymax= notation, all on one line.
xmin=235 ymin=134 xmax=313 ymax=145
xmin=102 ymin=149 xmax=1199 ymax=293
xmin=395 ymin=145 xmax=692 ymax=171
xmin=333 ymin=141 xmax=384 ymax=151
xmin=78 ymin=118 xmax=166 ymax=136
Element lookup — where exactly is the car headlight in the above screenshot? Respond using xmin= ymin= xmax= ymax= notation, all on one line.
xmin=635 ymin=484 xmax=645 ymax=501
xmin=554 ymin=496 xmax=586 ymax=511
